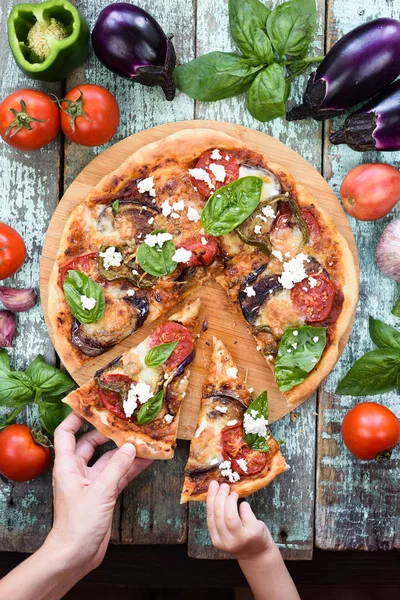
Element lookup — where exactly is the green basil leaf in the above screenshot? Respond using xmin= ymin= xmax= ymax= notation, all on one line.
xmin=0 ymin=349 xmax=10 ymax=372
xmin=275 ymin=326 xmax=327 ymax=392
xmin=202 ymin=176 xmax=262 ymax=236
xmin=0 ymin=407 xmax=22 ymax=430
xmin=0 ymin=370 xmax=36 ymax=407
xmin=247 ymin=0 xmax=271 ymax=25
xmin=174 ymin=52 xmax=263 ymax=102
xmin=369 ymin=316 xmax=400 ymax=351
xmin=336 ymin=349 xmax=400 ymax=396
xmin=112 ymin=200 xmax=119 ymax=214
xmin=64 ymin=270 xmax=105 ymax=325
xmin=392 ymin=299 xmax=400 ymax=318
xmin=246 ymin=64 xmax=287 ymax=122
xmin=38 ymin=399 xmax=72 ymax=436
xmin=136 ymin=389 xmax=164 ymax=425
xmin=267 ymin=0 xmax=317 ymax=58
xmin=137 ymin=233 xmax=177 ymax=277
xmin=25 ymin=355 xmax=75 ymax=397
xmin=229 ymin=0 xmax=273 ymax=64
xmin=144 ymin=341 xmax=178 ymax=368
xmin=243 ymin=390 xmax=270 ymax=452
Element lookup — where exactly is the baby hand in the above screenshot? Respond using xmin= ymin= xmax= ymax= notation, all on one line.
xmin=207 ymin=481 xmax=274 ymax=560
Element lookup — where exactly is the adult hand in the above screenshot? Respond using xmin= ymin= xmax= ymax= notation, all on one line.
xmin=45 ymin=412 xmax=152 ymax=575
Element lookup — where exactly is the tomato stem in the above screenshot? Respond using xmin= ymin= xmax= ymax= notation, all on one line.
xmin=31 ymin=420 xmax=53 ymax=449
xmin=57 ymin=88 xmax=93 ymax=133
xmin=4 ymin=100 xmax=45 ymax=140
xmin=376 ymin=449 xmax=392 ymax=460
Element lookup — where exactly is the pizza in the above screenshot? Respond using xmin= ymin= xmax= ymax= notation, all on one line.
xmin=62 ymin=299 xmax=202 ymax=459
xmin=181 ymin=338 xmax=288 ymax=502
xmin=49 ymin=128 xmax=357 ymax=406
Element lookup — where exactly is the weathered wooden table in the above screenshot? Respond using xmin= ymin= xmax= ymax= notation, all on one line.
xmin=1 ymin=0 xmax=399 ymax=561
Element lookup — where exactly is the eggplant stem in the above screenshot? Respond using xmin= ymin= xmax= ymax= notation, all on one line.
xmin=286 ymin=103 xmax=312 ymax=121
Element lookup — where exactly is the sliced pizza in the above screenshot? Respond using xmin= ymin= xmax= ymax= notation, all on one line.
xmin=181 ymin=338 xmax=288 ymax=502
xmin=63 ymin=299 xmax=202 ymax=459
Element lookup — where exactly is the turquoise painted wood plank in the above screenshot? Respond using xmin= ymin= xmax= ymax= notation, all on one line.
xmin=316 ymin=0 xmax=400 ymax=551
xmin=0 ymin=0 xmax=62 ymax=553
xmin=65 ymin=0 xmax=196 ymax=545
xmin=188 ymin=0 xmax=326 ymax=559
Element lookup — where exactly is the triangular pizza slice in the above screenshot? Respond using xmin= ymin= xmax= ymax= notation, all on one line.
xmin=64 ymin=298 xmax=202 ymax=459
xmin=181 ymin=338 xmax=288 ymax=502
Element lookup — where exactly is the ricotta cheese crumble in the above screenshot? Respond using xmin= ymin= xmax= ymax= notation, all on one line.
xmin=172 ymin=247 xmax=192 ymax=263
xmin=243 ymin=409 xmax=268 ymax=438
xmin=99 ymin=246 xmax=123 ymax=270
xmin=278 ymin=252 xmax=308 ymax=290
xmin=123 ymin=380 xmax=153 ymax=418
xmin=138 ymin=176 xmax=156 ymax=197
xmin=188 ymin=168 xmax=215 ymax=190
xmin=219 ymin=460 xmax=240 ymax=483
xmin=80 ymin=295 xmax=96 ymax=310
xmin=144 ymin=232 xmax=173 ymax=248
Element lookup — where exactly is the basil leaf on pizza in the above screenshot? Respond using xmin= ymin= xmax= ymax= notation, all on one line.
xmin=243 ymin=390 xmax=270 ymax=452
xmin=63 ymin=270 xmax=106 ymax=325
xmin=136 ymin=389 xmax=164 ymax=425
xmin=202 ymin=176 xmax=262 ymax=236
xmin=145 ymin=341 xmax=178 ymax=368
xmin=336 ymin=349 xmax=400 ymax=396
xmin=275 ymin=326 xmax=326 ymax=392
xmin=137 ymin=231 xmax=177 ymax=277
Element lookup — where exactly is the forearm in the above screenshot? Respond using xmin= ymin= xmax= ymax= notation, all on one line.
xmin=0 ymin=540 xmax=87 ymax=600
xmin=238 ymin=545 xmax=300 ymax=600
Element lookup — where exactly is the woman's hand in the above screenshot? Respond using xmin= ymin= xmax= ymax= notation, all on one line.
xmin=206 ymin=481 xmax=273 ymax=560
xmin=44 ymin=412 xmax=152 ymax=576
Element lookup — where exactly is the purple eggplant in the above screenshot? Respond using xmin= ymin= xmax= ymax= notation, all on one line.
xmin=330 ymin=80 xmax=400 ymax=151
xmin=287 ymin=18 xmax=400 ymax=122
xmin=92 ymin=3 xmax=176 ymax=101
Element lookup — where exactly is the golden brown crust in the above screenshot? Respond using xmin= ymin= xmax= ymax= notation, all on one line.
xmin=63 ymin=299 xmax=202 ymax=460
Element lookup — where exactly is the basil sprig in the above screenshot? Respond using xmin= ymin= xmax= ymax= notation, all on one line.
xmin=392 ymin=299 xmax=400 ymax=318
xmin=244 ymin=390 xmax=270 ymax=452
xmin=275 ymin=326 xmax=327 ymax=392
xmin=336 ymin=317 xmax=400 ymax=396
xmin=202 ymin=176 xmax=262 ymax=236
xmin=63 ymin=270 xmax=105 ymax=324
xmin=137 ymin=231 xmax=177 ymax=277
xmin=0 ymin=349 xmax=74 ymax=433
xmin=145 ymin=341 xmax=178 ymax=368
xmin=174 ymin=0 xmax=320 ymax=123
xmin=136 ymin=389 xmax=164 ymax=425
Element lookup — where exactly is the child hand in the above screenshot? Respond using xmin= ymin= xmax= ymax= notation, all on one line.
xmin=45 ymin=412 xmax=152 ymax=576
xmin=207 ymin=481 xmax=274 ymax=560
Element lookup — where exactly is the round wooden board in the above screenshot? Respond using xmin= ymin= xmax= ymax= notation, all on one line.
xmin=40 ymin=120 xmax=359 ymax=440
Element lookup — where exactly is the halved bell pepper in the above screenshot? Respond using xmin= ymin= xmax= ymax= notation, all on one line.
xmin=7 ymin=0 xmax=89 ymax=82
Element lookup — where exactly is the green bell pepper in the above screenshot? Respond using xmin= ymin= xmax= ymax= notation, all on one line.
xmin=8 ymin=0 xmax=89 ymax=82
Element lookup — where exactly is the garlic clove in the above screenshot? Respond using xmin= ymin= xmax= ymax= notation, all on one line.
xmin=0 ymin=310 xmax=16 ymax=347
xmin=0 ymin=286 xmax=37 ymax=312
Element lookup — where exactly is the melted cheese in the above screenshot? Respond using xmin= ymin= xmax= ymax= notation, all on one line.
xmin=256 ymin=289 xmax=304 ymax=337
xmin=239 ymin=165 xmax=281 ymax=201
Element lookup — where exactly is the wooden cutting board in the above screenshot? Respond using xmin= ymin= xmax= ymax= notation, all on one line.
xmin=40 ymin=120 xmax=359 ymax=440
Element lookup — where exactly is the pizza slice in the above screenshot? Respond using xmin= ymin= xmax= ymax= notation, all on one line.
xmin=181 ymin=338 xmax=288 ymax=502
xmin=63 ymin=298 xmax=202 ymax=459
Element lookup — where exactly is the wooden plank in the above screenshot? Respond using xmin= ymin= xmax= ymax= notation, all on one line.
xmin=0 ymin=0 xmax=62 ymax=552
xmin=64 ymin=0 xmax=196 ymax=545
xmin=316 ymin=0 xmax=400 ymax=551
xmin=189 ymin=0 xmax=326 ymax=559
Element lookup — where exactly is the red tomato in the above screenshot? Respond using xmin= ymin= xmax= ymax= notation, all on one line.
xmin=149 ymin=322 xmax=193 ymax=370
xmin=291 ymin=272 xmax=335 ymax=323
xmin=0 ymin=425 xmax=51 ymax=482
xmin=221 ymin=424 xmax=267 ymax=475
xmin=177 ymin=234 xmax=219 ymax=267
xmin=60 ymin=84 xmax=120 ymax=147
xmin=301 ymin=209 xmax=320 ymax=238
xmin=342 ymin=403 xmax=400 ymax=460
xmin=0 ymin=222 xmax=26 ymax=280
xmin=273 ymin=205 xmax=320 ymax=238
xmin=340 ymin=163 xmax=400 ymax=221
xmin=98 ymin=387 xmax=128 ymax=421
xmin=190 ymin=150 xmax=239 ymax=197
xmin=59 ymin=252 xmax=98 ymax=285
xmin=0 ymin=89 xmax=59 ymax=151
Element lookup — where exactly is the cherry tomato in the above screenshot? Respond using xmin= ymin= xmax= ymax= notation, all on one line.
xmin=0 ymin=222 xmax=26 ymax=280
xmin=177 ymin=234 xmax=219 ymax=267
xmin=60 ymin=84 xmax=120 ymax=147
xmin=149 ymin=322 xmax=193 ymax=370
xmin=98 ymin=386 xmax=128 ymax=421
xmin=300 ymin=209 xmax=320 ymax=238
xmin=59 ymin=252 xmax=98 ymax=285
xmin=291 ymin=272 xmax=335 ymax=323
xmin=0 ymin=89 xmax=59 ymax=151
xmin=340 ymin=163 xmax=400 ymax=221
xmin=342 ymin=403 xmax=400 ymax=460
xmin=190 ymin=150 xmax=239 ymax=197
xmin=0 ymin=424 xmax=51 ymax=482
xmin=221 ymin=424 xmax=267 ymax=475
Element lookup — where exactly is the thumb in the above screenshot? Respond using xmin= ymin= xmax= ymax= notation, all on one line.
xmin=96 ymin=443 xmax=136 ymax=493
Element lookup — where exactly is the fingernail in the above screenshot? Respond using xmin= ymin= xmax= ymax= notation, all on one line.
xmin=209 ymin=480 xmax=218 ymax=491
xmin=120 ymin=443 xmax=136 ymax=458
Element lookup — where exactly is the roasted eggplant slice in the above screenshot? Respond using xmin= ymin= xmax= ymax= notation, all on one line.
xmin=269 ymin=197 xmax=309 ymax=252
xmin=72 ymin=293 xmax=149 ymax=356
xmin=239 ymin=267 xmax=282 ymax=326
xmin=97 ymin=200 xmax=159 ymax=239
